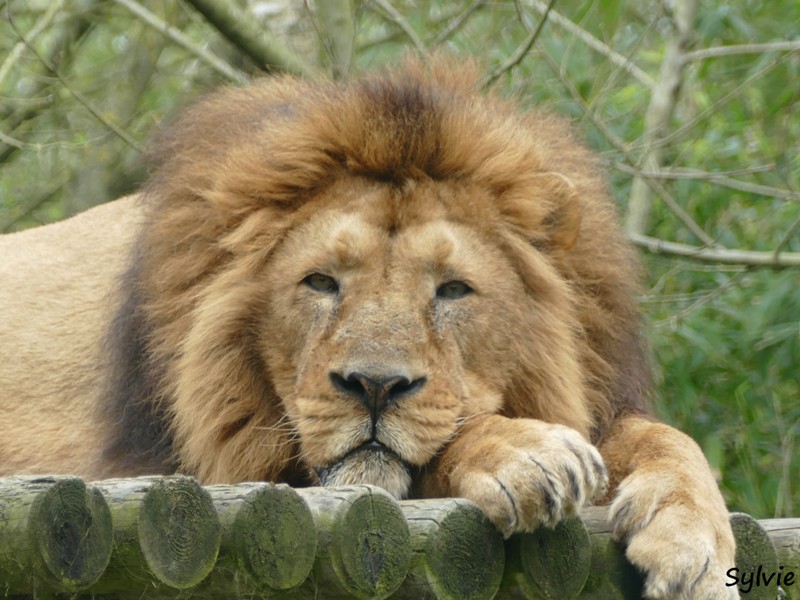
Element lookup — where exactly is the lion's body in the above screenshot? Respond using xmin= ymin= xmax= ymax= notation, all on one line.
xmin=0 ymin=198 xmax=143 ymax=475
xmin=0 ymin=61 xmax=736 ymax=599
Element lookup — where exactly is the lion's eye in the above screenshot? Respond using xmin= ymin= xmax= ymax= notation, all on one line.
xmin=436 ymin=280 xmax=473 ymax=300
xmin=303 ymin=273 xmax=339 ymax=294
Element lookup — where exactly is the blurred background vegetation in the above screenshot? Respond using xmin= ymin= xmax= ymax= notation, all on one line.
xmin=1 ymin=0 xmax=797 ymax=518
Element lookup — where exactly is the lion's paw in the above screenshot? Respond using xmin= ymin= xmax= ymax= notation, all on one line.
xmin=448 ymin=418 xmax=608 ymax=536
xmin=610 ymin=471 xmax=738 ymax=600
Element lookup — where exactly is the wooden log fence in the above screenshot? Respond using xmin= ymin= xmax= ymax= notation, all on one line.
xmin=0 ymin=476 xmax=797 ymax=599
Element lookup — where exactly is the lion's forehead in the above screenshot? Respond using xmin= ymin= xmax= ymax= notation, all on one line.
xmin=283 ymin=180 xmax=504 ymax=280
xmin=315 ymin=215 xmax=497 ymax=284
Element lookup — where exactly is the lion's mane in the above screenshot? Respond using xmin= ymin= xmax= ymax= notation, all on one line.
xmin=102 ymin=60 xmax=649 ymax=484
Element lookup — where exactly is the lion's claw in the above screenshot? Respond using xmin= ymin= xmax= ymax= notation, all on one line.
xmin=610 ymin=471 xmax=738 ymax=600
xmin=447 ymin=418 xmax=608 ymax=536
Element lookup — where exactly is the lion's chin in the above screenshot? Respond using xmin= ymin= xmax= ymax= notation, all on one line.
xmin=315 ymin=444 xmax=412 ymax=499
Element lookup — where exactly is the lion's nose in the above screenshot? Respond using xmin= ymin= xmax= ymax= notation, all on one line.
xmin=330 ymin=371 xmax=427 ymax=423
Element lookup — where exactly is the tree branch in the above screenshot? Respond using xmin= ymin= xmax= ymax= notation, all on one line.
xmin=483 ymin=0 xmax=556 ymax=87
xmin=624 ymin=0 xmax=697 ymax=236
xmin=526 ymin=0 xmax=652 ymax=86
xmin=7 ymin=15 xmax=143 ymax=153
xmin=0 ymin=0 xmax=64 ymax=89
xmin=615 ymin=163 xmax=800 ymax=203
xmin=0 ymin=3 xmax=95 ymax=165
xmin=431 ymin=0 xmax=485 ymax=48
xmin=628 ymin=233 xmax=800 ymax=268
xmin=685 ymin=41 xmax=800 ymax=62
xmin=184 ymin=0 xmax=317 ymax=78
xmin=312 ymin=0 xmax=354 ymax=78
xmin=110 ymin=0 xmax=247 ymax=83
xmin=357 ymin=5 xmax=464 ymax=51
xmin=368 ymin=0 xmax=426 ymax=53
xmin=652 ymin=272 xmax=744 ymax=328
xmin=775 ymin=213 xmax=800 ymax=256
xmin=615 ymin=163 xmax=775 ymax=180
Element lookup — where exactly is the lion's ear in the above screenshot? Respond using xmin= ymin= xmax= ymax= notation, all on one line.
xmin=541 ymin=198 xmax=582 ymax=251
xmin=502 ymin=172 xmax=583 ymax=252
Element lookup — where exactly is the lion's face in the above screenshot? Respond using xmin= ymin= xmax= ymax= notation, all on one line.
xmin=260 ymin=176 xmax=534 ymax=497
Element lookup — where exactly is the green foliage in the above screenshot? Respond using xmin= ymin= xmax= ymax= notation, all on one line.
xmin=0 ymin=0 xmax=797 ymax=517
xmin=646 ymin=266 xmax=799 ymax=515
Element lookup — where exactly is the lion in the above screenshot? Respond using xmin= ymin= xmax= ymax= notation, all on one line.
xmin=0 ymin=60 xmax=736 ymax=599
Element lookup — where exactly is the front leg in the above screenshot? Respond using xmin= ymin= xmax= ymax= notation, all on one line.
xmin=599 ymin=415 xmax=737 ymax=600
xmin=416 ymin=414 xmax=608 ymax=536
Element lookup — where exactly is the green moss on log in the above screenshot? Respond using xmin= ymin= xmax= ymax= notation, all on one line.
xmin=730 ymin=512 xmax=780 ymax=600
xmin=576 ymin=507 xmax=644 ymax=600
xmin=0 ymin=476 xmax=112 ymax=594
xmin=501 ymin=517 xmax=590 ymax=600
xmin=296 ymin=485 xmax=411 ymax=600
xmin=90 ymin=476 xmax=221 ymax=593
xmin=201 ymin=482 xmax=317 ymax=594
xmin=394 ymin=498 xmax=504 ymax=600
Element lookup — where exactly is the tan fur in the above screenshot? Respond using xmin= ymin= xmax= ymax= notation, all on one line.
xmin=0 ymin=199 xmax=145 ymax=475
xmin=0 ymin=60 xmax=734 ymax=599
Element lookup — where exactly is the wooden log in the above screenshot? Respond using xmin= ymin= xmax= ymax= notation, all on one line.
xmin=88 ymin=476 xmax=221 ymax=593
xmin=0 ymin=476 xmax=112 ymax=595
xmin=728 ymin=512 xmax=781 ymax=600
xmin=564 ymin=508 xmax=643 ymax=600
xmin=392 ymin=498 xmax=504 ymax=600
xmin=500 ymin=517 xmax=592 ymax=600
xmin=760 ymin=518 xmax=800 ymax=600
xmin=579 ymin=532 xmax=643 ymax=600
xmin=195 ymin=482 xmax=317 ymax=595
xmin=293 ymin=485 xmax=411 ymax=600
